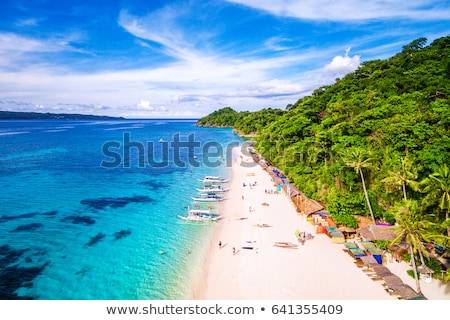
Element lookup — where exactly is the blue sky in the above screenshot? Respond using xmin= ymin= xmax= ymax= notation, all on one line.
xmin=0 ymin=0 xmax=449 ymax=118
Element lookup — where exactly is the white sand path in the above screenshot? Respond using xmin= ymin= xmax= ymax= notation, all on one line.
xmin=194 ymin=147 xmax=408 ymax=300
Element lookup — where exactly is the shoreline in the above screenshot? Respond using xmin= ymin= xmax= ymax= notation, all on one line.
xmin=192 ymin=146 xmax=242 ymax=299
xmin=192 ymin=146 xmax=450 ymax=300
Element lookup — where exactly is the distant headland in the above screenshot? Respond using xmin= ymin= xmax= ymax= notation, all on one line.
xmin=0 ymin=111 xmax=125 ymax=120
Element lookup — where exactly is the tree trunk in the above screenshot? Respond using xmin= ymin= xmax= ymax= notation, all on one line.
xmin=418 ymin=247 xmax=426 ymax=267
xmin=447 ymin=208 xmax=450 ymax=237
xmin=402 ymin=181 xmax=407 ymax=201
xmin=409 ymin=244 xmax=422 ymax=295
xmin=359 ymin=168 xmax=376 ymax=225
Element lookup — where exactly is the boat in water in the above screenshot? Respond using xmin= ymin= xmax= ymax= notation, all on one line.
xmin=178 ymin=207 xmax=221 ymax=222
xmin=198 ymin=176 xmax=229 ymax=184
xmin=196 ymin=185 xmax=229 ymax=193
xmin=192 ymin=193 xmax=226 ymax=202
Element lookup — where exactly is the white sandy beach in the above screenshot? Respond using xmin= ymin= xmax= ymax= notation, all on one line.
xmin=193 ymin=147 xmax=450 ymax=300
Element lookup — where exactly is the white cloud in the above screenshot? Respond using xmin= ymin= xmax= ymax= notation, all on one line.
xmin=118 ymin=8 xmax=206 ymax=62
xmin=0 ymin=9 xmax=359 ymax=118
xmin=0 ymin=33 xmax=54 ymax=53
xmin=3 ymin=1 xmax=441 ymax=118
xmin=226 ymin=0 xmax=450 ymax=21
xmin=0 ymin=32 xmax=86 ymax=55
xmin=137 ymin=99 xmax=152 ymax=110
xmin=15 ymin=18 xmax=40 ymax=27
xmin=237 ymin=79 xmax=305 ymax=98
xmin=324 ymin=48 xmax=360 ymax=77
xmin=0 ymin=32 xmax=90 ymax=70
xmin=264 ymin=37 xmax=295 ymax=51
xmin=0 ymin=37 xmax=354 ymax=118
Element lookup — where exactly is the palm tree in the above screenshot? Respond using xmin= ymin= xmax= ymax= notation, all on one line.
xmin=343 ymin=147 xmax=377 ymax=224
xmin=390 ymin=199 xmax=448 ymax=295
xmin=420 ymin=164 xmax=450 ymax=236
xmin=382 ymin=155 xmax=420 ymax=201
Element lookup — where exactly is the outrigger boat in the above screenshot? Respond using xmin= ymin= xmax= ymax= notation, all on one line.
xmin=198 ymin=176 xmax=229 ymax=184
xmin=196 ymin=185 xmax=229 ymax=193
xmin=273 ymin=242 xmax=299 ymax=249
xmin=192 ymin=193 xmax=225 ymax=202
xmin=178 ymin=207 xmax=221 ymax=222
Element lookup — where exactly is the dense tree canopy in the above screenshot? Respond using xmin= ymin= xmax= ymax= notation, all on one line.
xmin=197 ymin=36 xmax=450 ymax=244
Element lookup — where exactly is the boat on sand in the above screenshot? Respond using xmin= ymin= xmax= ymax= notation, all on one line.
xmin=273 ymin=242 xmax=299 ymax=249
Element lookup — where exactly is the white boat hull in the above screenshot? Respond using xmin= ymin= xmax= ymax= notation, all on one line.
xmin=191 ymin=197 xmax=225 ymax=202
xmin=198 ymin=176 xmax=229 ymax=184
xmin=179 ymin=206 xmax=221 ymax=221
xmin=178 ymin=215 xmax=221 ymax=222
xmin=196 ymin=188 xmax=229 ymax=193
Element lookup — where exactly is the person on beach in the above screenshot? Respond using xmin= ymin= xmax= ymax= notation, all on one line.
xmin=232 ymin=247 xmax=236 ymax=255
xmin=219 ymin=241 xmax=222 ymax=249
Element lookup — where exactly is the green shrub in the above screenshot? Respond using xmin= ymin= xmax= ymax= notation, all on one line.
xmin=407 ymin=269 xmax=420 ymax=279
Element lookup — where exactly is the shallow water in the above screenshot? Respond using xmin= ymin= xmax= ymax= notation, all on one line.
xmin=0 ymin=119 xmax=240 ymax=299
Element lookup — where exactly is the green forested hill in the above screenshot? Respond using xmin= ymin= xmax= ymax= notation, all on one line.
xmin=196 ymin=106 xmax=285 ymax=135
xmin=197 ymin=36 xmax=450 ymax=229
xmin=0 ymin=110 xmax=124 ymax=120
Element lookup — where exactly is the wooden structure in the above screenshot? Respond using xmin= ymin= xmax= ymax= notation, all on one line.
xmin=252 ymin=148 xmax=325 ymax=215
xmin=284 ymin=183 xmax=324 ymax=215
xmin=357 ymin=224 xmax=398 ymax=241
xmin=356 ymin=248 xmax=423 ymax=299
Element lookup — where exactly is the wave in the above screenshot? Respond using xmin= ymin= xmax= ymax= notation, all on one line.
xmin=0 ymin=147 xmax=67 ymax=161
xmin=103 ymin=126 xmax=145 ymax=131
xmin=0 ymin=131 xmax=29 ymax=136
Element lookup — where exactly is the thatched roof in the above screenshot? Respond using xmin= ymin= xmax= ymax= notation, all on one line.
xmin=360 ymin=255 xmax=379 ymax=266
xmin=266 ymin=174 xmax=283 ymax=186
xmin=258 ymin=159 xmax=323 ymax=215
xmin=357 ymin=224 xmax=398 ymax=241
xmin=417 ymin=265 xmax=435 ymax=274
xmin=287 ymin=185 xmax=324 ymax=215
xmin=258 ymin=159 xmax=269 ymax=169
xmin=283 ymin=183 xmax=301 ymax=197
xmin=310 ymin=210 xmax=330 ymax=218
xmin=388 ymin=284 xmax=420 ymax=299
xmin=355 ymin=215 xmax=374 ymax=228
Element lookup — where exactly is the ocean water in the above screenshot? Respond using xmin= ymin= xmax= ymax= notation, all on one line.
xmin=0 ymin=119 xmax=240 ymax=300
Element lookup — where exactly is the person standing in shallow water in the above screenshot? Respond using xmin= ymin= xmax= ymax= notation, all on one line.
xmin=219 ymin=241 xmax=222 ymax=249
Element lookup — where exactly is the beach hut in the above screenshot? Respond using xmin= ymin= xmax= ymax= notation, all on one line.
xmin=367 ymin=248 xmax=384 ymax=264
xmin=316 ymin=224 xmax=326 ymax=234
xmin=357 ymin=224 xmax=398 ymax=241
xmin=258 ymin=159 xmax=269 ymax=169
xmin=330 ymin=231 xmax=345 ymax=244
xmin=417 ymin=265 xmax=434 ymax=283
xmin=387 ymin=243 xmax=409 ymax=262
xmin=337 ymin=226 xmax=357 ymax=239
xmin=286 ymin=186 xmax=324 ymax=215
xmin=283 ymin=183 xmax=300 ymax=198
xmin=349 ymin=247 xmax=366 ymax=259
xmin=325 ymin=225 xmax=337 ymax=237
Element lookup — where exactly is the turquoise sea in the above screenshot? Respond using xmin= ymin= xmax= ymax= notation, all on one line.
xmin=0 ymin=119 xmax=240 ymax=299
